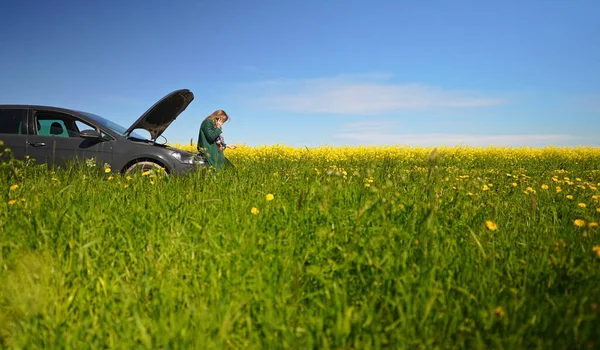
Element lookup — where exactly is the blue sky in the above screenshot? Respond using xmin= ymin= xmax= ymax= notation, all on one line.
xmin=1 ymin=0 xmax=598 ymax=147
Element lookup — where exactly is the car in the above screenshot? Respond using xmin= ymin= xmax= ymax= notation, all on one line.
xmin=0 ymin=89 xmax=207 ymax=175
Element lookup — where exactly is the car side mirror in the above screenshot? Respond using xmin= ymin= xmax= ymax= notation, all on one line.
xmin=79 ymin=129 xmax=103 ymax=139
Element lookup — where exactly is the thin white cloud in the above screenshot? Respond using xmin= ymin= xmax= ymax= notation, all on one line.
xmin=244 ymin=75 xmax=506 ymax=115
xmin=334 ymin=131 xmax=577 ymax=147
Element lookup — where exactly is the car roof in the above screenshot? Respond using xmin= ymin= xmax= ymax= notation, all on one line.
xmin=0 ymin=105 xmax=83 ymax=114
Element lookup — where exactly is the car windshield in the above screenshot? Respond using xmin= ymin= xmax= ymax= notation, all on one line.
xmin=78 ymin=111 xmax=148 ymax=140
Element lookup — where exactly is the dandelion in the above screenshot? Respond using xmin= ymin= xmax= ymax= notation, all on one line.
xmin=124 ymin=184 xmax=129 ymax=189
xmin=8 ymin=199 xmax=17 ymax=205
xmin=494 ymin=306 xmax=505 ymax=318
xmin=266 ymin=193 xmax=274 ymax=201
xmin=126 ymin=176 xmax=132 ymax=181
xmin=9 ymin=184 xmax=18 ymax=191
xmin=142 ymin=171 xmax=150 ymax=176
xmin=251 ymin=207 xmax=260 ymax=215
xmin=597 ymin=208 xmax=600 ymax=213
xmin=485 ymin=220 xmax=498 ymax=231
xmin=104 ymin=168 xmax=111 ymax=173
xmin=588 ymin=222 xmax=598 ymax=228
xmin=20 ymin=198 xmax=25 ymax=202
xmin=107 ymin=176 xmax=114 ymax=181
xmin=150 ymin=181 xmax=155 ymax=185
xmin=511 ymin=182 xmax=518 ymax=187
xmin=566 ymin=195 xmax=573 ymax=200
xmin=541 ymin=184 xmax=549 ymax=190
xmin=556 ymin=186 xmax=562 ymax=193
xmin=51 ymin=177 xmax=58 ymax=181
xmin=578 ymin=203 xmax=587 ymax=208
xmin=574 ymin=219 xmax=585 ymax=227
xmin=593 ymin=245 xmax=600 ymax=258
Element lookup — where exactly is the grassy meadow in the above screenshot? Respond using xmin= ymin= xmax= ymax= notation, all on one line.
xmin=1 ymin=142 xmax=600 ymax=349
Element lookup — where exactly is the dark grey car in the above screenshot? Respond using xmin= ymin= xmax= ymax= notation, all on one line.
xmin=0 ymin=89 xmax=206 ymax=174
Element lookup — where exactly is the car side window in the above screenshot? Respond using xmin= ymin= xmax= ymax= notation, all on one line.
xmin=0 ymin=109 xmax=28 ymax=135
xmin=35 ymin=112 xmax=96 ymax=138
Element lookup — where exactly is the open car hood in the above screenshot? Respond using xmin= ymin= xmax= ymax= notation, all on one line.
xmin=125 ymin=89 xmax=194 ymax=141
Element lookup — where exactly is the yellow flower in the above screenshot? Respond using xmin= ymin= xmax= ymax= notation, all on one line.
xmin=126 ymin=176 xmax=132 ymax=181
xmin=541 ymin=184 xmax=549 ymax=190
xmin=251 ymin=207 xmax=260 ymax=215
xmin=8 ymin=199 xmax=17 ymax=205
xmin=494 ymin=306 xmax=505 ymax=318
xmin=578 ymin=203 xmax=587 ymax=208
xmin=556 ymin=186 xmax=562 ymax=193
xmin=142 ymin=171 xmax=150 ymax=176
xmin=20 ymin=198 xmax=25 ymax=202
xmin=266 ymin=193 xmax=274 ymax=201
xmin=593 ymin=245 xmax=600 ymax=257
xmin=482 ymin=185 xmax=489 ymax=191
xmin=589 ymin=222 xmax=598 ymax=228
xmin=597 ymin=208 xmax=600 ymax=213
xmin=51 ymin=177 xmax=58 ymax=181
xmin=104 ymin=168 xmax=111 ymax=173
xmin=107 ymin=176 xmax=114 ymax=181
xmin=150 ymin=181 xmax=155 ymax=185
xmin=124 ymin=184 xmax=129 ymax=189
xmin=485 ymin=220 xmax=497 ymax=231
xmin=574 ymin=219 xmax=585 ymax=227
xmin=9 ymin=184 xmax=18 ymax=191
xmin=511 ymin=182 xmax=518 ymax=187
xmin=566 ymin=195 xmax=573 ymax=200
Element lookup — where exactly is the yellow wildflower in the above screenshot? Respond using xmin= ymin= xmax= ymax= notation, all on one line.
xmin=593 ymin=245 xmax=600 ymax=257
xmin=266 ymin=193 xmax=274 ymax=201
xmin=251 ymin=207 xmax=260 ymax=215
xmin=142 ymin=171 xmax=150 ymax=176
xmin=8 ymin=199 xmax=17 ymax=205
xmin=124 ymin=184 xmax=129 ymax=189
xmin=566 ymin=195 xmax=573 ymax=200
xmin=485 ymin=220 xmax=498 ymax=231
xmin=494 ymin=306 xmax=505 ymax=318
xmin=150 ymin=181 xmax=155 ymax=185
xmin=10 ymin=184 xmax=18 ymax=191
xmin=541 ymin=184 xmax=549 ymax=190
xmin=107 ymin=176 xmax=114 ymax=181
xmin=511 ymin=182 xmax=518 ymax=187
xmin=556 ymin=186 xmax=562 ymax=193
xmin=574 ymin=219 xmax=585 ymax=227
xmin=578 ymin=203 xmax=587 ymax=208
xmin=588 ymin=222 xmax=598 ymax=228
xmin=51 ymin=177 xmax=58 ymax=181
xmin=482 ymin=185 xmax=489 ymax=191
xmin=126 ymin=176 xmax=132 ymax=181
xmin=104 ymin=168 xmax=111 ymax=173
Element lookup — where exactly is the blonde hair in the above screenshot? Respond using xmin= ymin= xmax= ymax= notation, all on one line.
xmin=206 ymin=109 xmax=229 ymax=123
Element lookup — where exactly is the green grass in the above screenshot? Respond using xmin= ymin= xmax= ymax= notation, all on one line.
xmin=1 ymin=149 xmax=599 ymax=349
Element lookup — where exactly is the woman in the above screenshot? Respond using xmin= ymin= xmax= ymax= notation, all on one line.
xmin=197 ymin=109 xmax=236 ymax=170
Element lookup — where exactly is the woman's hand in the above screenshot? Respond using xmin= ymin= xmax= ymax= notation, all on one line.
xmin=215 ymin=120 xmax=224 ymax=128
xmin=226 ymin=144 xmax=237 ymax=150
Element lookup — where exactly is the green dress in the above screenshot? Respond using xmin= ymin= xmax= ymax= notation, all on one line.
xmin=197 ymin=119 xmax=226 ymax=170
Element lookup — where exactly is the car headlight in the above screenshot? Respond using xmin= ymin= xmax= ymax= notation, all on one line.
xmin=170 ymin=151 xmax=203 ymax=165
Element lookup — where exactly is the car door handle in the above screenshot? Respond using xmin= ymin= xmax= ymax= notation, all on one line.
xmin=28 ymin=142 xmax=46 ymax=147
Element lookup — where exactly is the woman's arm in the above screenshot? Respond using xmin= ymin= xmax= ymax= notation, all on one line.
xmin=201 ymin=119 xmax=222 ymax=143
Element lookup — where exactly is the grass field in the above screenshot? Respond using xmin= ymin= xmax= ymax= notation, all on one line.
xmin=1 ymin=143 xmax=600 ymax=349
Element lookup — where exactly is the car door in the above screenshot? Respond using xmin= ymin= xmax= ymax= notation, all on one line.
xmin=27 ymin=108 xmax=113 ymax=169
xmin=0 ymin=108 xmax=29 ymax=161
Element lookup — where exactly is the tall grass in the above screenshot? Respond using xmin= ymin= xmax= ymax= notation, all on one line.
xmin=1 ymin=145 xmax=599 ymax=349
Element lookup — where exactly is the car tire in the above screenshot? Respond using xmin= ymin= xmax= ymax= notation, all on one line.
xmin=125 ymin=161 xmax=167 ymax=175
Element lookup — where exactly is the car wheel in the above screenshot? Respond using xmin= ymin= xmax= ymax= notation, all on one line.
xmin=125 ymin=161 xmax=167 ymax=176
